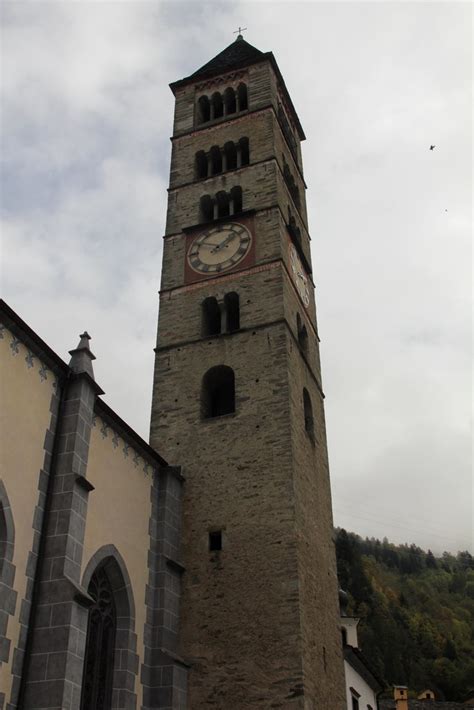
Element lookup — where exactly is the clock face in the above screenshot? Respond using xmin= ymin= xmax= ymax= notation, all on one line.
xmin=187 ymin=223 xmax=252 ymax=274
xmin=289 ymin=244 xmax=310 ymax=308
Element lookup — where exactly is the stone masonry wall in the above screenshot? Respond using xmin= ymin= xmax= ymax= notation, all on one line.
xmin=150 ymin=317 xmax=306 ymax=708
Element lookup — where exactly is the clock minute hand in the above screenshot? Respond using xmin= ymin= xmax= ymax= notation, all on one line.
xmin=211 ymin=233 xmax=236 ymax=253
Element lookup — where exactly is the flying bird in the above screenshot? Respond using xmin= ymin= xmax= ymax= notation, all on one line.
xmin=430 ymin=145 xmax=435 ymax=150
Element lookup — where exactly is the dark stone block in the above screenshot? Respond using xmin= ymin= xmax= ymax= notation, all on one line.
xmin=46 ymin=651 xmax=67 ymax=680
xmin=0 ymin=635 xmax=11 ymax=662
xmin=27 ymin=652 xmax=48 ymax=681
xmin=23 ymin=679 xmax=64 ymax=708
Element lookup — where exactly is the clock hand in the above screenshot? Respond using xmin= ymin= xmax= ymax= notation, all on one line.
xmin=211 ymin=233 xmax=237 ymax=253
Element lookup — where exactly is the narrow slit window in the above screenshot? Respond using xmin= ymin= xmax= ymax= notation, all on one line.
xmin=303 ymin=388 xmax=314 ymax=442
xmin=209 ymin=531 xmax=222 ymax=551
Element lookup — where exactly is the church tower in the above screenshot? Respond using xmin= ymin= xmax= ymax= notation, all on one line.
xmin=150 ymin=35 xmax=346 ymax=708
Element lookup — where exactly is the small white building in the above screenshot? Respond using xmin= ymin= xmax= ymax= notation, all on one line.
xmin=340 ymin=591 xmax=384 ymax=710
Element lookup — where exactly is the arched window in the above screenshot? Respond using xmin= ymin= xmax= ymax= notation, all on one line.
xmin=216 ymin=191 xmax=230 ymax=219
xmin=230 ymin=186 xmax=242 ymax=214
xmin=200 ymin=194 xmax=214 ymax=223
xmin=297 ymin=314 xmax=308 ymax=355
xmin=225 ymin=292 xmax=240 ymax=332
xmin=237 ymin=83 xmax=248 ymax=111
xmin=212 ymin=92 xmax=224 ymax=119
xmin=303 ymin=388 xmax=314 ymax=441
xmin=197 ymin=95 xmax=210 ymax=124
xmin=224 ymin=141 xmax=237 ymax=171
xmin=239 ymin=137 xmax=250 ymax=166
xmin=202 ymin=366 xmax=235 ymax=418
xmin=210 ymin=145 xmax=222 ymax=175
xmin=80 ymin=564 xmax=116 ymax=710
xmin=196 ymin=151 xmax=208 ymax=179
xmin=224 ymin=87 xmax=236 ymax=114
xmin=202 ymin=297 xmax=221 ymax=336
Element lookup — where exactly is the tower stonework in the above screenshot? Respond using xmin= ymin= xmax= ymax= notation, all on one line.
xmin=150 ymin=36 xmax=346 ymax=709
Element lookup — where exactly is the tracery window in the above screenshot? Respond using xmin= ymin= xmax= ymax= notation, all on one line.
xmin=80 ymin=566 xmax=117 ymax=710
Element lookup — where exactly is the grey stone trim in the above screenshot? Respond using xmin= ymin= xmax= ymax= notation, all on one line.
xmin=7 ymin=382 xmax=61 ymax=708
xmin=17 ymin=373 xmax=96 ymax=710
xmin=81 ymin=545 xmax=139 ymax=710
xmin=141 ymin=467 xmax=188 ymax=710
xmin=0 ymin=480 xmax=17 ymax=665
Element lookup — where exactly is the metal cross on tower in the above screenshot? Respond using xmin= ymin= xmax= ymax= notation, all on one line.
xmin=233 ymin=26 xmax=247 ymax=37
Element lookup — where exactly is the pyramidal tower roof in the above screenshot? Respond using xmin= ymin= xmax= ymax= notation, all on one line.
xmin=188 ymin=35 xmax=265 ymax=81
xmin=169 ymin=35 xmax=305 ymax=139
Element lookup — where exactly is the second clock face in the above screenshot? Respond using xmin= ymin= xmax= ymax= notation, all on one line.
xmin=187 ymin=223 xmax=252 ymax=275
xmin=289 ymin=244 xmax=310 ymax=308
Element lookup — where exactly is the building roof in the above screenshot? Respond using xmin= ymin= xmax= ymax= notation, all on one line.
xmin=169 ymin=36 xmax=306 ymax=141
xmin=187 ymin=35 xmax=265 ymax=82
xmin=379 ymin=700 xmax=474 ymax=710
xmin=0 ymin=299 xmax=167 ymax=469
xmin=343 ymin=645 xmax=385 ymax=693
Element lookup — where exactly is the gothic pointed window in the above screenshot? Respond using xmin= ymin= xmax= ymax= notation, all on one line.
xmin=80 ymin=566 xmax=117 ymax=710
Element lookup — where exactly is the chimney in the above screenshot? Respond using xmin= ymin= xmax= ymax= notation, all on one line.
xmin=394 ymin=686 xmax=408 ymax=710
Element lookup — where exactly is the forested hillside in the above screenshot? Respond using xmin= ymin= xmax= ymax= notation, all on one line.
xmin=335 ymin=529 xmax=474 ymax=701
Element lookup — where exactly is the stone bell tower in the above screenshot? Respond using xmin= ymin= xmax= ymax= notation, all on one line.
xmin=150 ymin=34 xmax=346 ymax=708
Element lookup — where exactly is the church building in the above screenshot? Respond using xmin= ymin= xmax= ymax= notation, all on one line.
xmin=1 ymin=35 xmax=346 ymax=709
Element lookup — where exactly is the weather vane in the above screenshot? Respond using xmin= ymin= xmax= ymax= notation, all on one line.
xmin=234 ymin=26 xmax=247 ymax=37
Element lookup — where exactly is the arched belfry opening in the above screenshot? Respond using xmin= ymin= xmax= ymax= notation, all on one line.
xmin=237 ymin=83 xmax=248 ymax=111
xmin=197 ymin=95 xmax=210 ymax=124
xmin=202 ymin=297 xmax=221 ymax=337
xmin=224 ymin=292 xmax=240 ymax=332
xmin=202 ymin=366 xmax=235 ymax=418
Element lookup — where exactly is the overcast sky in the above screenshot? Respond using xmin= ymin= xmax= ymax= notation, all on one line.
xmin=1 ymin=1 xmax=471 ymax=554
